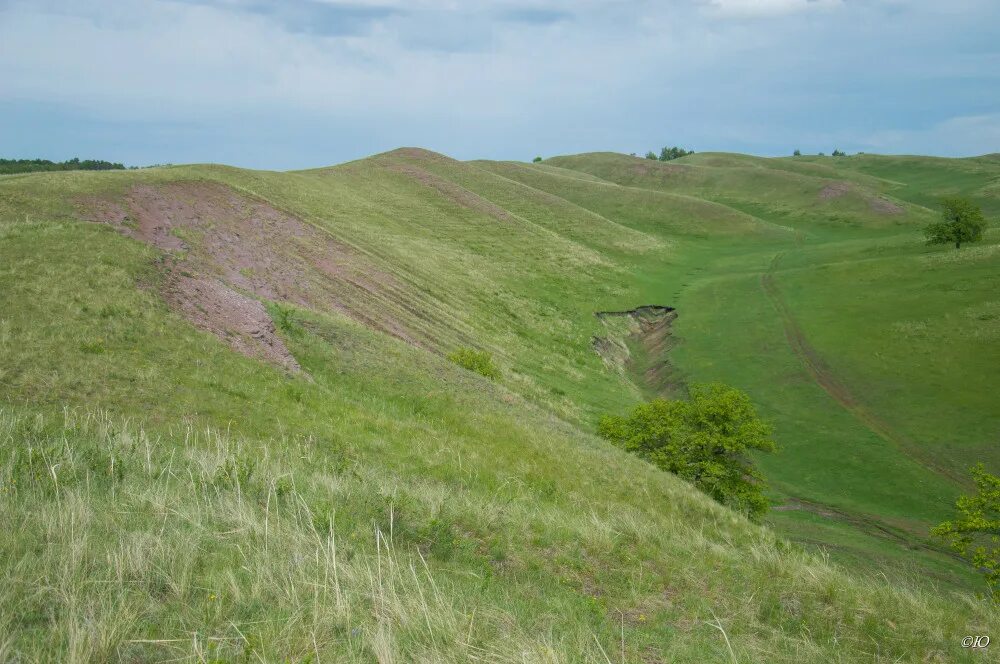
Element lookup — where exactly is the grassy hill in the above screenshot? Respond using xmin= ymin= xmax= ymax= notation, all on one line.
xmin=1 ymin=148 xmax=998 ymax=661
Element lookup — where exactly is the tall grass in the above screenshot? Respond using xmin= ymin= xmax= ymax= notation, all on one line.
xmin=1 ymin=407 xmax=996 ymax=662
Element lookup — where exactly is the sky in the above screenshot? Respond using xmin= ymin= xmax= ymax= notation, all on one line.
xmin=1 ymin=0 xmax=998 ymax=169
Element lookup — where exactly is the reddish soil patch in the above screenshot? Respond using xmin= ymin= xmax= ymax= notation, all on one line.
xmin=388 ymin=163 xmax=517 ymax=224
xmin=818 ymin=181 xmax=851 ymax=199
xmin=81 ymin=182 xmax=418 ymax=368
xmin=163 ymin=273 xmax=298 ymax=369
xmin=869 ymin=196 xmax=904 ymax=215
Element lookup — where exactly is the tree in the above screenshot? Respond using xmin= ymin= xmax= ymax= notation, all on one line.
xmin=933 ymin=464 xmax=1000 ymax=600
xmin=598 ymin=383 xmax=777 ymax=519
xmin=831 ymin=149 xmax=846 ymax=157
xmin=924 ymin=197 xmax=986 ymax=249
xmin=658 ymin=146 xmax=693 ymax=161
xmin=793 ymin=149 xmax=801 ymax=156
xmin=645 ymin=151 xmax=657 ymax=160
xmin=532 ymin=156 xmax=542 ymax=163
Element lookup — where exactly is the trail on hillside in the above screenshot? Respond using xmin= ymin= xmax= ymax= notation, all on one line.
xmin=761 ymin=252 xmax=963 ymax=485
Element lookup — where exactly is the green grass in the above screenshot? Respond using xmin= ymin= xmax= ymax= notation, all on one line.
xmin=1 ymin=147 xmax=999 ymax=660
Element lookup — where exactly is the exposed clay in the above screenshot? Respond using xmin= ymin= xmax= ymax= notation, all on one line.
xmin=163 ymin=273 xmax=298 ymax=369
xmin=819 ymin=181 xmax=904 ymax=215
xmin=818 ymin=181 xmax=851 ymax=199
xmin=868 ymin=196 xmax=904 ymax=215
xmin=80 ymin=182 xmax=420 ymax=369
xmin=592 ymin=305 xmax=682 ymax=396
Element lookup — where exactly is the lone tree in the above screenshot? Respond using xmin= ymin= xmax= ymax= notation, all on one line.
xmin=925 ymin=197 xmax=986 ymax=249
xmin=532 ymin=156 xmax=542 ymax=163
xmin=793 ymin=149 xmax=801 ymax=156
xmin=645 ymin=151 xmax=658 ymax=160
xmin=933 ymin=463 xmax=1000 ymax=600
xmin=598 ymin=383 xmax=777 ymax=519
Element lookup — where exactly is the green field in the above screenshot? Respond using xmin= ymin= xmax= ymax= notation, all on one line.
xmin=1 ymin=148 xmax=998 ymax=661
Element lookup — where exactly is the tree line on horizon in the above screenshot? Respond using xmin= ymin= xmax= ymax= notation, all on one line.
xmin=0 ymin=157 xmax=127 ymax=175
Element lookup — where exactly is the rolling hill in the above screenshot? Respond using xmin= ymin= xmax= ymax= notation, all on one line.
xmin=1 ymin=148 xmax=998 ymax=662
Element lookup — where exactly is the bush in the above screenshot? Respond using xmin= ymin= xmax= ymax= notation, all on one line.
xmin=532 ymin=156 xmax=543 ymax=163
xmin=448 ymin=347 xmax=500 ymax=380
xmin=598 ymin=383 xmax=776 ymax=519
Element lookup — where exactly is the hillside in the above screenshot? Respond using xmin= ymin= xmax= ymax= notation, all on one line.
xmin=1 ymin=148 xmax=998 ymax=661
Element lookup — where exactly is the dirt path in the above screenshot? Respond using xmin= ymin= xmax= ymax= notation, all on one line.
xmin=760 ymin=251 xmax=963 ymax=485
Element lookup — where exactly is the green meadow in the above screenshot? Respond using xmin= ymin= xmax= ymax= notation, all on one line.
xmin=1 ymin=148 xmax=998 ymax=661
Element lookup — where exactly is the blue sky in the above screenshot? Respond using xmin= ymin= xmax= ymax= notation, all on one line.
xmin=1 ymin=0 xmax=998 ymax=169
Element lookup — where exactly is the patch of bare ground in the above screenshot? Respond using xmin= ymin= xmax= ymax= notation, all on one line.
xmin=819 ymin=181 xmax=904 ymax=214
xmin=387 ymin=162 xmax=517 ymax=224
xmin=869 ymin=196 xmax=904 ymax=214
xmin=593 ymin=305 xmax=683 ymax=396
xmin=818 ymin=181 xmax=852 ymax=199
xmin=80 ymin=181 xmax=422 ymax=368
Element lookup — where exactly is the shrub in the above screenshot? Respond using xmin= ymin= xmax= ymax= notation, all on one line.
xmin=532 ymin=156 xmax=543 ymax=163
xmin=448 ymin=347 xmax=500 ymax=380
xmin=598 ymin=383 xmax=776 ymax=519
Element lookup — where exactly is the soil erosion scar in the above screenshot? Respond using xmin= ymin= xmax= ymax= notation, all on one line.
xmin=761 ymin=252 xmax=961 ymax=483
xmin=593 ymin=305 xmax=683 ymax=397
xmin=80 ymin=182 xmax=422 ymax=369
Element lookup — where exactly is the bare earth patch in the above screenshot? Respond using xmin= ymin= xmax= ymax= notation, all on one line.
xmin=818 ymin=181 xmax=852 ymax=199
xmin=81 ymin=182 xmax=419 ymax=369
xmin=593 ymin=305 xmax=683 ymax=396
xmin=819 ymin=181 xmax=904 ymax=215
xmin=868 ymin=196 xmax=904 ymax=215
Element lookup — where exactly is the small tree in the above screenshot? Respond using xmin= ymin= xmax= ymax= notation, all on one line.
xmin=925 ymin=198 xmax=986 ymax=249
xmin=532 ymin=156 xmax=543 ymax=163
xmin=645 ymin=151 xmax=657 ymax=160
xmin=598 ymin=383 xmax=776 ymax=519
xmin=793 ymin=149 xmax=801 ymax=156
xmin=933 ymin=463 xmax=1000 ymax=600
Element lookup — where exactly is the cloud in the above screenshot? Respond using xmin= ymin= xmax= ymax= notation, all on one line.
xmin=168 ymin=0 xmax=399 ymax=36
xmin=0 ymin=0 xmax=997 ymax=167
xmin=703 ymin=0 xmax=843 ymax=19
xmin=498 ymin=7 xmax=573 ymax=24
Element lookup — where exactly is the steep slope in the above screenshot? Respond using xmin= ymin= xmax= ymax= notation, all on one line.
xmin=1 ymin=150 xmax=998 ymax=662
